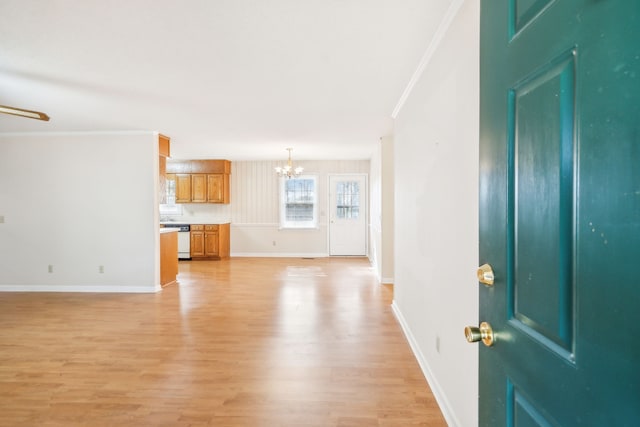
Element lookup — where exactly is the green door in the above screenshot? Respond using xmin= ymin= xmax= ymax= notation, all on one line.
xmin=479 ymin=1 xmax=640 ymax=425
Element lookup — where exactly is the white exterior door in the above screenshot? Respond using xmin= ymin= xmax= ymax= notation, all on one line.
xmin=329 ymin=174 xmax=367 ymax=256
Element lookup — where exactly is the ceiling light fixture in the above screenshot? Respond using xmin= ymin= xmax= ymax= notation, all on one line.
xmin=275 ymin=148 xmax=303 ymax=179
xmin=0 ymin=104 xmax=50 ymax=121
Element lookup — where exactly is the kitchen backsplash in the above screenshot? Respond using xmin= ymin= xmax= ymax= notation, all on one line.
xmin=160 ymin=203 xmax=232 ymax=223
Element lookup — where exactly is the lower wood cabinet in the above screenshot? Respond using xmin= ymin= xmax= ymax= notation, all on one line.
xmin=205 ymin=225 xmax=220 ymax=257
xmin=190 ymin=225 xmax=205 ymax=257
xmin=190 ymin=223 xmax=230 ymax=260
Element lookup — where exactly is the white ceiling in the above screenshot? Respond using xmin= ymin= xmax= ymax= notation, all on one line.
xmin=0 ymin=0 xmax=453 ymax=160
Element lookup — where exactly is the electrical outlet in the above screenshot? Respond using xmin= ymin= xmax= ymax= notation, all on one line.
xmin=0 ymin=215 xmax=4 ymax=223
xmin=272 ymin=240 xmax=276 ymax=246
xmin=99 ymin=265 xmax=104 ymax=274
xmin=48 ymin=265 xmax=54 ymax=273
xmin=435 ymin=335 xmax=441 ymax=353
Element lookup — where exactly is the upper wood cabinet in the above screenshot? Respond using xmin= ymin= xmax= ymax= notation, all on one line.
xmin=166 ymin=160 xmax=231 ymax=204
xmin=158 ymin=134 xmax=170 ymax=157
xmin=191 ymin=174 xmax=207 ymax=203
xmin=175 ymin=174 xmax=192 ymax=204
xmin=207 ymin=174 xmax=229 ymax=203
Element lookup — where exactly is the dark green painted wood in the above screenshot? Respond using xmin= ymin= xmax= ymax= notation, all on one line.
xmin=480 ymin=1 xmax=640 ymax=426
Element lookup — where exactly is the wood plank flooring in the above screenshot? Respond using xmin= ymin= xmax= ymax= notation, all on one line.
xmin=0 ymin=257 xmax=447 ymax=426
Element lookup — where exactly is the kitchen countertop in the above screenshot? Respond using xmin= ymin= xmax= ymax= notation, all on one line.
xmin=159 ymin=228 xmax=180 ymax=234
xmin=160 ymin=220 xmax=231 ymax=225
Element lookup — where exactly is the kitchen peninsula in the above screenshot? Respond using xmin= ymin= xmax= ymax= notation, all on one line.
xmin=159 ymin=228 xmax=179 ymax=286
xmin=158 ymin=134 xmax=178 ymax=287
xmin=160 ymin=221 xmax=231 ymax=260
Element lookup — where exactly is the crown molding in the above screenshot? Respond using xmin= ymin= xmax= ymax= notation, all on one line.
xmin=392 ymin=0 xmax=466 ymax=119
xmin=0 ymin=130 xmax=155 ymax=137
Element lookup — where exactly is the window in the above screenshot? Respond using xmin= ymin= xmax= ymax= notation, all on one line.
xmin=280 ymin=176 xmax=318 ymax=228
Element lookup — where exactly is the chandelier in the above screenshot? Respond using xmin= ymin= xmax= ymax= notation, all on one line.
xmin=275 ymin=148 xmax=303 ymax=178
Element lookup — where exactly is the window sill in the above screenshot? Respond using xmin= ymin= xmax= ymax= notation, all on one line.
xmin=279 ymin=225 xmax=320 ymax=230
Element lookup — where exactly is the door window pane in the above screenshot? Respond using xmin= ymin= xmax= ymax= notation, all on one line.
xmin=336 ymin=181 xmax=360 ymax=219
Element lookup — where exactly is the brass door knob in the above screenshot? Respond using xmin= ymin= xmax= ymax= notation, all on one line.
xmin=477 ymin=264 xmax=494 ymax=286
xmin=464 ymin=322 xmax=495 ymax=346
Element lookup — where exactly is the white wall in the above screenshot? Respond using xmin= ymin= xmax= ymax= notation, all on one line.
xmin=156 ymin=158 xmax=372 ymax=257
xmin=369 ymin=136 xmax=394 ymax=284
xmin=381 ymin=135 xmax=394 ymax=284
xmin=392 ymin=1 xmax=479 ymax=427
xmin=0 ymin=132 xmax=160 ymax=292
xmin=370 ymin=141 xmax=383 ymax=277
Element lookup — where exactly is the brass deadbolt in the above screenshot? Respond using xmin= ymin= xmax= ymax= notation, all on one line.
xmin=477 ymin=264 xmax=495 ymax=286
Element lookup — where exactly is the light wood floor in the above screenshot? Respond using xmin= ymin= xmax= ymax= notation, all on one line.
xmin=0 ymin=257 xmax=447 ymax=427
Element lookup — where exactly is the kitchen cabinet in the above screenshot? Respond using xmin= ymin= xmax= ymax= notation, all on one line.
xmin=166 ymin=160 xmax=231 ymax=204
xmin=191 ymin=174 xmax=207 ymax=203
xmin=207 ymin=174 xmax=229 ymax=203
xmin=190 ymin=223 xmax=230 ymax=260
xmin=159 ymin=134 xmax=171 ymax=157
xmin=174 ymin=174 xmax=192 ymax=203
xmin=166 ymin=173 xmax=229 ymax=204
xmin=190 ymin=225 xmax=205 ymax=257
xmin=204 ymin=225 xmax=219 ymax=257
xmin=165 ymin=173 xmax=189 ymax=203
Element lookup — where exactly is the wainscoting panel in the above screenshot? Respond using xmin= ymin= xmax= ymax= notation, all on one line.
xmin=229 ymin=160 xmax=369 ymax=256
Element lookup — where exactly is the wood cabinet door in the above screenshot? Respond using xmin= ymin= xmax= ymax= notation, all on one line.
xmin=175 ymin=174 xmax=192 ymax=203
xmin=191 ymin=174 xmax=207 ymax=203
xmin=190 ymin=230 xmax=205 ymax=257
xmin=207 ymin=174 xmax=224 ymax=203
xmin=204 ymin=231 xmax=219 ymax=257
xmin=222 ymin=174 xmax=230 ymax=203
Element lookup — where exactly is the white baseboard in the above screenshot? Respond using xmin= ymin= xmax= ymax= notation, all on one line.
xmin=230 ymin=252 xmax=329 ymax=258
xmin=0 ymin=284 xmax=161 ymax=293
xmin=391 ymin=300 xmax=461 ymax=427
xmin=381 ymin=276 xmax=394 ymax=285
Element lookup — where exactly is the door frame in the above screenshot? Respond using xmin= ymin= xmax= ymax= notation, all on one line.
xmin=327 ymin=173 xmax=368 ymax=256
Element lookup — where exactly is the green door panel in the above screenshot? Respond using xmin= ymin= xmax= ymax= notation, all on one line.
xmin=480 ymin=0 xmax=640 ymax=425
